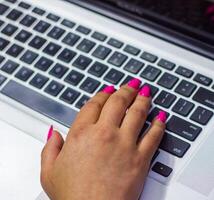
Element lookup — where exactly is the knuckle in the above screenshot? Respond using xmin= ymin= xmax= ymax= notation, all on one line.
xmin=71 ymin=125 xmax=87 ymax=138
xmin=96 ymin=124 xmax=117 ymax=143
xmin=147 ymin=131 xmax=163 ymax=144
xmin=85 ymin=100 xmax=103 ymax=110
xmin=129 ymin=106 xmax=147 ymax=119
xmin=111 ymin=95 xmax=128 ymax=107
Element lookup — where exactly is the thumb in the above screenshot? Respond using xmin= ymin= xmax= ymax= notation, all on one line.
xmin=41 ymin=126 xmax=64 ymax=189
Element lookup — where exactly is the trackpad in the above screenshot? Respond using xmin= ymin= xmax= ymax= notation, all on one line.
xmin=178 ymin=133 xmax=214 ymax=196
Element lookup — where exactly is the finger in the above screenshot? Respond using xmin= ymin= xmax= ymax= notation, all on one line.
xmin=41 ymin=127 xmax=64 ymax=189
xmin=120 ymin=85 xmax=151 ymax=141
xmin=138 ymin=111 xmax=166 ymax=161
xmin=74 ymin=86 xmax=116 ymax=126
xmin=99 ymin=78 xmax=141 ymax=126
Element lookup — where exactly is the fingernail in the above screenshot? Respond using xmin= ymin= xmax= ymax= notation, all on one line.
xmin=47 ymin=125 xmax=53 ymax=142
xmin=102 ymin=85 xmax=116 ymax=94
xmin=139 ymin=85 xmax=151 ymax=97
xmin=156 ymin=111 xmax=167 ymax=123
xmin=128 ymin=78 xmax=141 ymax=90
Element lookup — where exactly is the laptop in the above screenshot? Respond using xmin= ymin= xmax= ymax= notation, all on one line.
xmin=0 ymin=0 xmax=213 ymax=199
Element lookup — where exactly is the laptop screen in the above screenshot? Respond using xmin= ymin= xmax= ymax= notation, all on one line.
xmin=94 ymin=0 xmax=214 ymax=46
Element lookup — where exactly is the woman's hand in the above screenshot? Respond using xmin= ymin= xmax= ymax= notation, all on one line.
xmin=41 ymin=78 xmax=166 ymax=200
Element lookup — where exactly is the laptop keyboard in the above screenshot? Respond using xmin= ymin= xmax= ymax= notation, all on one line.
xmin=0 ymin=0 xmax=214 ymax=179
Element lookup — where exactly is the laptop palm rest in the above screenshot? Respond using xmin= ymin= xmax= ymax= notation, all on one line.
xmin=178 ymin=132 xmax=214 ymax=196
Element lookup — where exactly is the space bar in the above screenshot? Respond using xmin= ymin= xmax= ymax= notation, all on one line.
xmin=0 ymin=80 xmax=78 ymax=127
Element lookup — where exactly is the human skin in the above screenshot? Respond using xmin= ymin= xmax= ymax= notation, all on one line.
xmin=41 ymin=78 xmax=166 ymax=200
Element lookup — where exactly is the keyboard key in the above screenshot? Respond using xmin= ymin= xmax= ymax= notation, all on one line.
xmin=20 ymin=14 xmax=36 ymax=27
xmin=138 ymin=123 xmax=150 ymax=138
xmin=7 ymin=9 xmax=22 ymax=21
xmin=160 ymin=133 xmax=190 ymax=157
xmin=75 ymin=95 xmax=90 ymax=109
xmin=15 ymin=30 xmax=32 ymax=43
xmin=152 ymin=162 xmax=172 ymax=177
xmin=0 ymin=74 xmax=7 ymax=86
xmin=20 ymin=50 xmax=38 ymax=64
xmin=62 ymin=32 xmax=80 ymax=47
xmin=167 ymin=116 xmax=202 ymax=141
xmin=60 ymin=88 xmax=80 ymax=104
xmin=1 ymin=24 xmax=18 ymax=36
xmin=120 ymin=75 xmax=134 ymax=86
xmin=73 ymin=55 xmax=92 ymax=70
xmin=0 ymin=19 xmax=4 ymax=28
xmin=30 ymin=73 xmax=49 ymax=89
xmin=140 ymin=65 xmax=161 ymax=81
xmin=35 ymin=57 xmax=53 ymax=71
xmin=157 ymin=72 xmax=178 ymax=89
xmin=92 ymin=45 xmax=111 ymax=60
xmin=5 ymin=0 xmax=17 ymax=3
xmin=158 ymin=59 xmax=175 ymax=70
xmin=43 ymin=42 xmax=61 ymax=56
xmin=45 ymin=80 xmax=64 ymax=96
xmin=141 ymin=52 xmax=157 ymax=63
xmin=0 ymin=56 xmax=5 ymax=65
xmin=1 ymin=60 xmax=19 ymax=74
xmin=108 ymin=52 xmax=128 ymax=67
xmin=124 ymin=45 xmax=140 ymax=55
xmin=108 ymin=38 xmax=123 ymax=48
xmin=33 ymin=20 xmax=50 ymax=33
xmin=1 ymin=80 xmax=77 ymax=127
xmin=61 ymin=19 xmax=75 ymax=29
xmin=77 ymin=39 xmax=96 ymax=53
xmin=6 ymin=44 xmax=24 ymax=58
xmin=193 ymin=87 xmax=214 ymax=109
xmin=104 ymin=68 xmax=125 ymax=84
xmin=29 ymin=36 xmax=46 ymax=49
xmin=175 ymin=66 xmax=194 ymax=78
xmin=0 ymin=37 xmax=9 ymax=50
xmin=0 ymin=3 xmax=9 ymax=15
xmin=92 ymin=31 xmax=107 ymax=41
xmin=57 ymin=48 xmax=76 ymax=63
xmin=48 ymin=26 xmax=65 ymax=40
xmin=80 ymin=77 xmax=100 ymax=93
xmin=49 ymin=63 xmax=68 ymax=79
xmin=142 ymin=83 xmax=159 ymax=97
xmin=47 ymin=13 xmax=60 ymax=22
xmin=147 ymin=107 xmax=170 ymax=122
xmin=172 ymin=98 xmax=194 ymax=116
xmin=64 ymin=70 xmax=84 ymax=86
xmin=88 ymin=62 xmax=108 ymax=77
xmin=175 ymin=80 xmax=197 ymax=97
xmin=15 ymin=66 xmax=34 ymax=81
xmin=193 ymin=73 xmax=212 ymax=86
xmin=76 ymin=25 xmax=91 ymax=35
xmin=32 ymin=7 xmax=45 ymax=16
xmin=18 ymin=2 xmax=31 ymax=9
xmin=151 ymin=151 xmax=160 ymax=164
xmin=154 ymin=91 xmax=176 ymax=108
xmin=190 ymin=107 xmax=213 ymax=125
xmin=124 ymin=59 xmax=144 ymax=74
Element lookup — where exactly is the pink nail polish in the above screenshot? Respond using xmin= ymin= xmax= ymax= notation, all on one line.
xmin=47 ymin=125 xmax=53 ymax=141
xmin=139 ymin=85 xmax=151 ymax=97
xmin=128 ymin=78 xmax=141 ymax=90
xmin=156 ymin=111 xmax=167 ymax=123
xmin=102 ymin=85 xmax=116 ymax=94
